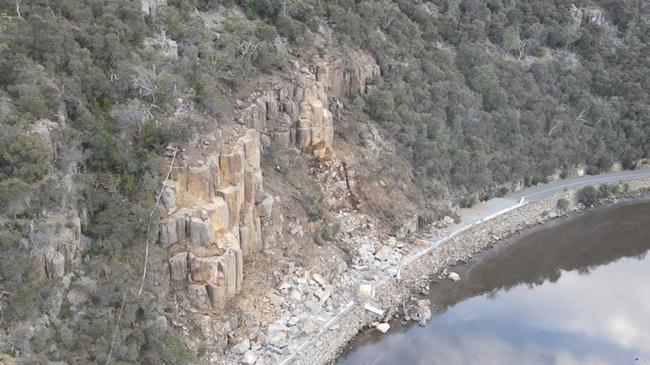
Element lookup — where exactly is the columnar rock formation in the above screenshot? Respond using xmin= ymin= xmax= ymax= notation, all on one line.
xmin=160 ymin=130 xmax=270 ymax=310
xmin=235 ymin=71 xmax=334 ymax=156
xmin=163 ymin=53 xmax=379 ymax=311
xmin=28 ymin=215 xmax=82 ymax=282
xmin=570 ymin=4 xmax=606 ymax=27
xmin=314 ymin=52 xmax=380 ymax=99
xmin=235 ymin=58 xmax=378 ymax=155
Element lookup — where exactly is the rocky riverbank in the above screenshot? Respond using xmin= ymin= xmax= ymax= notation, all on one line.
xmin=272 ymin=177 xmax=650 ymax=365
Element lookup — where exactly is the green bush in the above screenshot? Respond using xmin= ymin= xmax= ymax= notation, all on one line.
xmin=556 ymin=198 xmax=570 ymax=210
xmin=599 ymin=184 xmax=611 ymax=199
xmin=162 ymin=117 xmax=203 ymax=143
xmin=459 ymin=195 xmax=476 ymax=208
xmin=300 ymin=192 xmax=325 ymax=222
xmin=577 ymin=186 xmax=600 ymax=206
xmin=365 ymin=89 xmax=396 ymax=123
xmin=0 ymin=129 xmax=51 ymax=183
xmin=0 ymin=178 xmax=31 ymax=215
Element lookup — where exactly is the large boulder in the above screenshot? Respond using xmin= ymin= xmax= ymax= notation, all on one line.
xmin=189 ymin=217 xmax=214 ymax=245
xmin=217 ymin=186 xmax=242 ymax=228
xmin=161 ymin=181 xmax=177 ymax=210
xmin=159 ymin=217 xmax=178 ymax=247
xmin=219 ymin=152 xmax=244 ymax=187
xmin=186 ymin=165 xmax=212 ymax=202
xmin=45 ymin=250 xmax=65 ymax=279
xmin=169 ymin=252 xmax=188 ymax=281
xmin=205 ymin=197 xmax=230 ymax=232
xmin=207 ymin=278 xmax=226 ymax=310
xmin=187 ymin=284 xmax=211 ymax=311
xmin=190 ymin=256 xmax=220 ymax=283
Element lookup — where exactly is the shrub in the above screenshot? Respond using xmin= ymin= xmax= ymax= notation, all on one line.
xmin=598 ymin=184 xmax=611 ymax=198
xmin=196 ymin=85 xmax=232 ymax=118
xmin=459 ymin=195 xmax=476 ymax=208
xmin=9 ymin=81 xmax=59 ymax=120
xmin=0 ymin=178 xmax=32 ymax=216
xmin=313 ymin=230 xmax=324 ymax=245
xmin=556 ymin=198 xmax=570 ymax=210
xmin=560 ymin=170 xmax=569 ymax=179
xmin=585 ymin=165 xmax=601 ymax=175
xmin=110 ymin=99 xmax=152 ymax=136
xmin=138 ymin=120 xmax=167 ymax=153
xmin=365 ymin=89 xmax=396 ymax=123
xmin=263 ymin=145 xmax=301 ymax=175
xmin=0 ymin=223 xmax=23 ymax=251
xmin=0 ymin=129 xmax=51 ymax=183
xmin=128 ymin=321 xmax=190 ymax=364
xmin=577 ymin=185 xmax=600 ymax=206
xmin=320 ymin=221 xmax=341 ymax=241
xmin=300 ymin=192 xmax=325 ymax=222
xmin=162 ymin=117 xmax=203 ymax=143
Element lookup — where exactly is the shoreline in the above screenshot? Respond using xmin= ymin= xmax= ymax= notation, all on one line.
xmin=280 ymin=177 xmax=650 ymax=365
xmin=337 ymin=196 xmax=650 ymax=363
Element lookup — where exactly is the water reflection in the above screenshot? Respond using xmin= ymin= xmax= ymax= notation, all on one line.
xmin=338 ymin=201 xmax=650 ymax=365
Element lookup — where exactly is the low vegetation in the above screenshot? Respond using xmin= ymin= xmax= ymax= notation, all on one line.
xmin=556 ymin=198 xmax=570 ymax=210
xmin=577 ymin=184 xmax=624 ymax=206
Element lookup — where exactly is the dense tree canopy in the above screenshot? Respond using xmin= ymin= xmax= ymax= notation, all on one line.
xmin=235 ymin=0 xmax=650 ymax=196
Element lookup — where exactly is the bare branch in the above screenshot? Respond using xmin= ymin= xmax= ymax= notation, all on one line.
xmin=130 ymin=64 xmax=169 ymax=107
xmin=575 ymin=107 xmax=589 ymax=122
xmin=233 ymin=35 xmax=261 ymax=59
xmin=227 ymin=33 xmax=262 ymax=69
xmin=138 ymin=149 xmax=177 ymax=295
xmin=105 ymin=290 xmax=127 ymax=365
xmin=274 ymin=36 xmax=288 ymax=56
xmin=280 ymin=0 xmax=290 ymax=15
xmin=383 ymin=9 xmax=399 ymax=29
xmin=516 ymin=40 xmax=528 ymax=61
xmin=548 ymin=120 xmax=563 ymax=136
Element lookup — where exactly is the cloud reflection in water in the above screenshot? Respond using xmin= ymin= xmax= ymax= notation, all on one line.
xmin=338 ymin=201 xmax=650 ymax=365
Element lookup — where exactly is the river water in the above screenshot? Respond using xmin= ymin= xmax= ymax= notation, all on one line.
xmin=338 ymin=201 xmax=650 ymax=365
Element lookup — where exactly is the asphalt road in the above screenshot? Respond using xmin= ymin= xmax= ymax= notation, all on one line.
xmin=400 ymin=169 xmax=650 ymax=277
xmin=507 ymin=169 xmax=650 ymax=202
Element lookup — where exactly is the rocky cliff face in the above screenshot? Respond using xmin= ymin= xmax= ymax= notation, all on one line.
xmin=160 ymin=129 xmax=269 ymax=311
xmin=32 ymin=218 xmax=80 ymax=277
xmin=235 ymin=69 xmax=335 ymax=158
xmin=160 ymin=53 xmax=379 ymax=313
xmin=235 ymin=58 xmax=378 ymax=156
xmin=19 ymin=120 xmax=83 ymax=285
xmin=314 ymin=51 xmax=380 ymax=100
xmin=570 ymin=4 xmax=607 ymax=27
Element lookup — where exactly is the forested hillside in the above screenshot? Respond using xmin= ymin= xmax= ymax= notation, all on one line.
xmin=1 ymin=0 xmax=649 ymax=363
xmin=238 ymin=0 xmax=650 ymax=195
